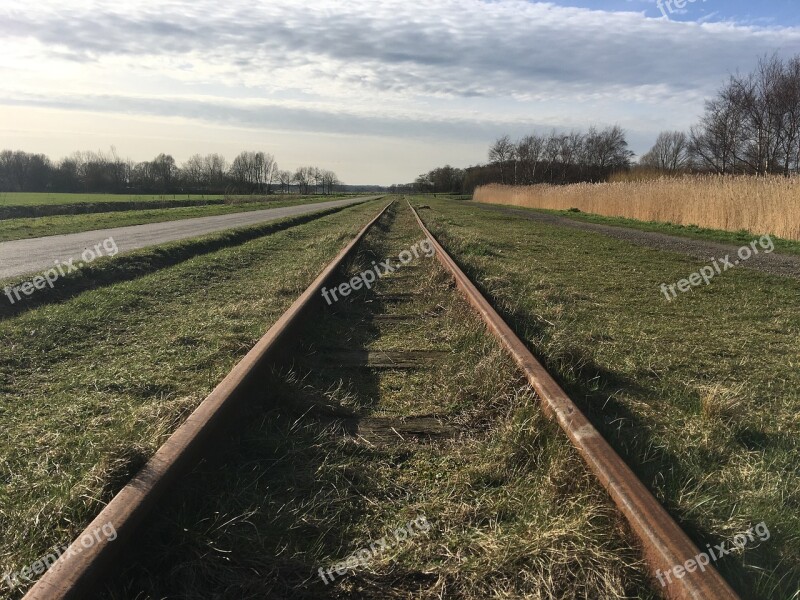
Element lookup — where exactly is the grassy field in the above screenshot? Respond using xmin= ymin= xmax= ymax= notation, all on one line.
xmin=0 ymin=196 xmax=359 ymax=242
xmin=0 ymin=192 xmax=224 ymax=206
xmin=413 ymin=197 xmax=800 ymax=600
xmin=96 ymin=202 xmax=654 ymax=599
xmin=0 ymin=192 xmax=353 ymax=206
xmin=493 ymin=205 xmax=800 ymax=257
xmin=474 ymin=176 xmax=800 ymax=241
xmin=0 ymin=199 xmax=384 ymax=598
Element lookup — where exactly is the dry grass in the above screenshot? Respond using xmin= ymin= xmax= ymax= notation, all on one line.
xmin=474 ymin=175 xmax=800 ymax=240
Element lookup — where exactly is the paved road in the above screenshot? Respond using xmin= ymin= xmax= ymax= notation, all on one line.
xmin=0 ymin=197 xmax=377 ymax=280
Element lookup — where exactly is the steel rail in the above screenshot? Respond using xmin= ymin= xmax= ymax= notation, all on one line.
xmin=408 ymin=201 xmax=740 ymax=600
xmin=22 ymin=200 xmax=392 ymax=600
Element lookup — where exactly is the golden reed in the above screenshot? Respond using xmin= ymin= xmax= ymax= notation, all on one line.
xmin=473 ymin=175 xmax=800 ymax=241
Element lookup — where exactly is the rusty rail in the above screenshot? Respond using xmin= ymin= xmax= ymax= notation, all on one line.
xmin=408 ymin=201 xmax=740 ymax=600
xmin=22 ymin=200 xmax=391 ymax=600
xmin=21 ymin=197 xmax=740 ymax=599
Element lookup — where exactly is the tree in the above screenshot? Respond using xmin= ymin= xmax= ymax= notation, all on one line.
xmin=183 ymin=154 xmax=207 ymax=191
xmin=584 ymin=125 xmax=633 ymax=181
xmin=489 ymin=135 xmax=515 ymax=184
xmin=640 ymin=131 xmax=689 ymax=173
xmin=688 ymin=54 xmax=800 ymax=175
xmin=151 ymin=153 xmax=177 ymax=193
xmin=516 ymin=134 xmax=545 ymax=184
xmin=321 ymin=170 xmax=340 ymax=194
xmin=277 ymin=169 xmax=293 ymax=193
xmin=293 ymin=166 xmax=313 ymax=194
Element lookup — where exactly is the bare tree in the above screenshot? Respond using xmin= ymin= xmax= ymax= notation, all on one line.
xmin=293 ymin=166 xmax=313 ymax=194
xmin=489 ymin=135 xmax=515 ymax=184
xmin=584 ymin=125 xmax=633 ymax=181
xmin=516 ymin=134 xmax=545 ymax=184
xmin=689 ymin=53 xmax=800 ymax=175
xmin=640 ymin=131 xmax=689 ymax=172
xmin=277 ymin=169 xmax=293 ymax=194
xmin=321 ymin=170 xmax=340 ymax=194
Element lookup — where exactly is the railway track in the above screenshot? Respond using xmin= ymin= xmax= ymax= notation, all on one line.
xmin=22 ymin=199 xmax=740 ymax=600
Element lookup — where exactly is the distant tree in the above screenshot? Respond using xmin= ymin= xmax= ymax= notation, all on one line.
xmin=489 ymin=135 xmax=516 ymax=184
xmin=640 ymin=131 xmax=689 ymax=173
xmin=584 ymin=125 xmax=634 ymax=181
xmin=151 ymin=153 xmax=178 ymax=193
xmin=516 ymin=134 xmax=545 ymax=184
xmin=0 ymin=150 xmax=53 ymax=192
xmin=293 ymin=166 xmax=313 ymax=194
xmin=183 ymin=154 xmax=207 ymax=191
xmin=321 ymin=170 xmax=340 ymax=194
xmin=277 ymin=169 xmax=293 ymax=193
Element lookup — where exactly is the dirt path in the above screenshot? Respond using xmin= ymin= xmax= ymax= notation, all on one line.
xmin=472 ymin=203 xmax=800 ymax=279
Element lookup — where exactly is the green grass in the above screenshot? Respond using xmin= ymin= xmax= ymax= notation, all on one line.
xmin=415 ymin=197 xmax=800 ymax=600
xmin=481 ymin=202 xmax=800 ymax=256
xmin=0 ymin=192 xmax=226 ymax=206
xmin=95 ymin=202 xmax=654 ymax=599
xmin=0 ymin=196 xmax=363 ymax=242
xmin=0 ymin=199 xmax=384 ymax=598
xmin=0 ymin=192 xmax=356 ymax=207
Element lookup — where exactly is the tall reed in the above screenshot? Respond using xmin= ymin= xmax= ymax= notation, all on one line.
xmin=473 ymin=175 xmax=800 ymax=240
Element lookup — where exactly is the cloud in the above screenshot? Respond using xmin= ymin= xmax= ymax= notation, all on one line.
xmin=4 ymin=1 xmax=800 ymax=94
xmin=0 ymin=90 xmax=552 ymax=143
xmin=1 ymin=0 xmax=799 ymax=155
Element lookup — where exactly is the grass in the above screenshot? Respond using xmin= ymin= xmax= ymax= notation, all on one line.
xmin=412 ymin=196 xmax=800 ymax=600
xmin=0 ymin=196 xmax=362 ymax=242
xmin=503 ymin=206 xmax=800 ymax=256
xmin=94 ymin=202 xmax=654 ymax=599
xmin=0 ymin=192 xmax=352 ymax=207
xmin=474 ymin=175 xmax=800 ymax=241
xmin=0 ymin=198 xmax=384 ymax=598
xmin=0 ymin=203 xmax=364 ymax=319
xmin=0 ymin=192 xmax=225 ymax=206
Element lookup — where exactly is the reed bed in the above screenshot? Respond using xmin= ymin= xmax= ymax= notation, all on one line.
xmin=473 ymin=175 xmax=800 ymax=240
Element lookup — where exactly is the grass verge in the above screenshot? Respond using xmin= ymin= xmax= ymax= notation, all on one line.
xmin=0 ymin=196 xmax=361 ymax=242
xmin=0 ymin=203 xmax=366 ymax=319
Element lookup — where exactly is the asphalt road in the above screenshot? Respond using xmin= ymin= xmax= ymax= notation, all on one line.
xmin=0 ymin=196 xmax=376 ymax=280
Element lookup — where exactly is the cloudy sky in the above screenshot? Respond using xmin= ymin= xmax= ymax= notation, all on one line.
xmin=1 ymin=0 xmax=799 ymax=184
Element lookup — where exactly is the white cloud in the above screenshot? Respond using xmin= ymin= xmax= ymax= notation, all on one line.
xmin=1 ymin=0 xmax=799 ymax=181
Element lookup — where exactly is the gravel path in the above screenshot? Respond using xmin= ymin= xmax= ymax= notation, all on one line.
xmin=472 ymin=203 xmax=800 ymax=279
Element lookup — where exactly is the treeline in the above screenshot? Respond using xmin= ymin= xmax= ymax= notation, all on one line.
xmin=389 ymin=165 xmax=467 ymax=194
xmin=0 ymin=148 xmax=342 ymax=194
xmin=391 ymin=125 xmax=634 ymax=194
xmin=643 ymin=54 xmax=800 ymax=176
xmin=395 ymin=53 xmax=800 ymax=194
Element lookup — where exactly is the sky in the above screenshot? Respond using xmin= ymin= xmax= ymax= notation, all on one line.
xmin=1 ymin=0 xmax=799 ymax=185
